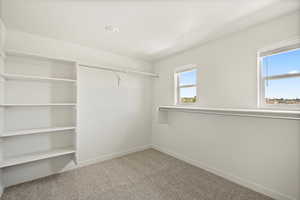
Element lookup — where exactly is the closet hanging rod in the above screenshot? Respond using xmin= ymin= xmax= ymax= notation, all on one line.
xmin=79 ymin=64 xmax=159 ymax=78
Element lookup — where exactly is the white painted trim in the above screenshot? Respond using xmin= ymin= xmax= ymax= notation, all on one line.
xmin=257 ymin=37 xmax=300 ymax=110
xmin=264 ymin=72 xmax=300 ymax=80
xmin=75 ymin=144 xmax=151 ymax=168
xmin=55 ymin=145 xmax=151 ymax=173
xmin=151 ymin=144 xmax=296 ymax=200
xmin=258 ymin=37 xmax=300 ymax=57
xmin=174 ymin=66 xmax=198 ymax=105
xmin=34 ymin=145 xmax=152 ymax=187
xmin=256 ymin=51 xmax=262 ymax=108
xmin=179 ymin=84 xmax=196 ymax=88
xmin=174 ymin=64 xmax=198 ymax=73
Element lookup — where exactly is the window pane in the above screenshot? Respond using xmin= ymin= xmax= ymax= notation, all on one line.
xmin=180 ymin=87 xmax=196 ymax=103
xmin=265 ymin=77 xmax=300 ymax=104
xmin=262 ymin=49 xmax=300 ymax=77
xmin=179 ymin=69 xmax=197 ymax=86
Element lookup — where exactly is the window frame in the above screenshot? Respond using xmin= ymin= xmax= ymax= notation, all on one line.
xmin=174 ymin=65 xmax=198 ymax=105
xmin=257 ymin=38 xmax=300 ymax=110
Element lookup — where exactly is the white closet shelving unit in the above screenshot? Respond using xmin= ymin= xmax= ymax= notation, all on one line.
xmin=0 ymin=51 xmax=77 ymax=170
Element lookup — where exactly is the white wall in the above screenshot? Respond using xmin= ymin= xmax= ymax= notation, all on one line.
xmin=2 ymin=29 xmax=153 ymax=186
xmin=77 ymin=67 xmax=152 ymax=164
xmin=152 ymin=11 xmax=300 ymax=200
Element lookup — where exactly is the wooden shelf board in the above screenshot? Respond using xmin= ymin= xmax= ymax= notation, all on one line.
xmin=0 ymin=126 xmax=76 ymax=138
xmin=0 ymin=147 xmax=76 ymax=168
xmin=0 ymin=73 xmax=76 ymax=83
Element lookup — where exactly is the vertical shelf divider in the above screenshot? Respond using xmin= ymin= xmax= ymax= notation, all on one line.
xmin=0 ymin=18 xmax=6 ymax=195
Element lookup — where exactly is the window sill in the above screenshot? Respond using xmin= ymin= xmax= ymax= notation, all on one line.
xmin=159 ymin=105 xmax=300 ymax=120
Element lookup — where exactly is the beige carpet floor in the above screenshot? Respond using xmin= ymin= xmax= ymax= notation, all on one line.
xmin=1 ymin=149 xmax=273 ymax=200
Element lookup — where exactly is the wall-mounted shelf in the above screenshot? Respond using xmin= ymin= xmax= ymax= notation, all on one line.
xmin=0 ymin=147 xmax=76 ymax=168
xmin=5 ymin=50 xmax=77 ymax=64
xmin=0 ymin=73 xmax=76 ymax=83
xmin=0 ymin=103 xmax=76 ymax=107
xmin=159 ymin=106 xmax=300 ymax=120
xmin=0 ymin=126 xmax=76 ymax=138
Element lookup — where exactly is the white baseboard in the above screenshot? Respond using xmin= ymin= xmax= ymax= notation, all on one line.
xmin=151 ymin=144 xmax=295 ymax=200
xmin=76 ymin=144 xmax=151 ymax=168
xmin=0 ymin=144 xmax=151 ymax=196
xmin=59 ymin=144 xmax=151 ymax=174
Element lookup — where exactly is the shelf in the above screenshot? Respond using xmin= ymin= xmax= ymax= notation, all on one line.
xmin=159 ymin=106 xmax=300 ymax=120
xmin=0 ymin=126 xmax=76 ymax=138
xmin=0 ymin=73 xmax=76 ymax=83
xmin=0 ymin=103 xmax=76 ymax=107
xmin=5 ymin=50 xmax=76 ymax=64
xmin=0 ymin=147 xmax=76 ymax=168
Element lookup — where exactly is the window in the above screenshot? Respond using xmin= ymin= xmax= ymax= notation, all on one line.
xmin=258 ymin=41 xmax=300 ymax=109
xmin=175 ymin=68 xmax=197 ymax=104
